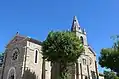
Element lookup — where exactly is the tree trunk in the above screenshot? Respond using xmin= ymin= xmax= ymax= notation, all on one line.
xmin=51 ymin=62 xmax=60 ymax=79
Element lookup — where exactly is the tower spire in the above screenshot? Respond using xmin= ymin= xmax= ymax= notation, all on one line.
xmin=71 ymin=16 xmax=81 ymax=32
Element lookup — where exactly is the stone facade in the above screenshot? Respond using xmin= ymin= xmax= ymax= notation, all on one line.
xmin=0 ymin=16 xmax=104 ymax=79
xmin=1 ymin=35 xmax=27 ymax=79
xmin=0 ymin=34 xmax=51 ymax=79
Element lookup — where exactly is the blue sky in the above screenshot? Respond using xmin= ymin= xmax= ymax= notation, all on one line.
xmin=0 ymin=0 xmax=119 ymax=73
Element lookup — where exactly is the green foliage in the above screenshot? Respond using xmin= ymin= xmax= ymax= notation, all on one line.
xmin=0 ymin=52 xmax=4 ymax=67
xmin=42 ymin=31 xmax=84 ymax=79
xmin=42 ymin=31 xmax=84 ymax=63
xmin=99 ymin=37 xmax=119 ymax=75
xmin=104 ymin=71 xmax=119 ymax=79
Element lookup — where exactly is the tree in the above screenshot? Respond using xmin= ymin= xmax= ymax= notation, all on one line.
xmin=0 ymin=53 xmax=4 ymax=67
xmin=103 ymin=70 xmax=119 ymax=79
xmin=42 ymin=31 xmax=84 ymax=79
xmin=99 ymin=36 xmax=119 ymax=76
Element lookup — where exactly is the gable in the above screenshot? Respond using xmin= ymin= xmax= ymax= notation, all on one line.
xmin=6 ymin=34 xmax=42 ymax=48
xmin=88 ymin=45 xmax=96 ymax=56
xmin=6 ymin=35 xmax=27 ymax=47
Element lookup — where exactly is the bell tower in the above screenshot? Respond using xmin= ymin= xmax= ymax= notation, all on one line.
xmin=71 ymin=16 xmax=88 ymax=46
xmin=71 ymin=16 xmax=98 ymax=79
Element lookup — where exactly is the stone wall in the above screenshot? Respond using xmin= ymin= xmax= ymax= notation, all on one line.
xmin=25 ymin=41 xmax=51 ymax=79
xmin=0 ymin=67 xmax=3 ymax=79
xmin=1 ymin=36 xmax=27 ymax=79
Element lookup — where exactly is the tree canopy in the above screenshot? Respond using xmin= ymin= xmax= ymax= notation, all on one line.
xmin=0 ymin=53 xmax=4 ymax=67
xmin=42 ymin=31 xmax=84 ymax=79
xmin=103 ymin=70 xmax=119 ymax=79
xmin=99 ymin=37 xmax=119 ymax=75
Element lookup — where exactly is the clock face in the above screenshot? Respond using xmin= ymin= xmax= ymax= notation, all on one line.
xmin=12 ymin=48 xmax=19 ymax=60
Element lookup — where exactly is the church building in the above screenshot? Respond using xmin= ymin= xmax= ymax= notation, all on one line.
xmin=0 ymin=16 xmax=104 ymax=79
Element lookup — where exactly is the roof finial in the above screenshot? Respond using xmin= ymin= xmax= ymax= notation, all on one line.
xmin=16 ymin=31 xmax=19 ymax=35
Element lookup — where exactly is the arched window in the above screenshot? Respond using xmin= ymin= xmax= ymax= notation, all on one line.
xmin=35 ymin=50 xmax=38 ymax=63
xmin=80 ymin=36 xmax=84 ymax=44
xmin=83 ymin=59 xmax=86 ymax=65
